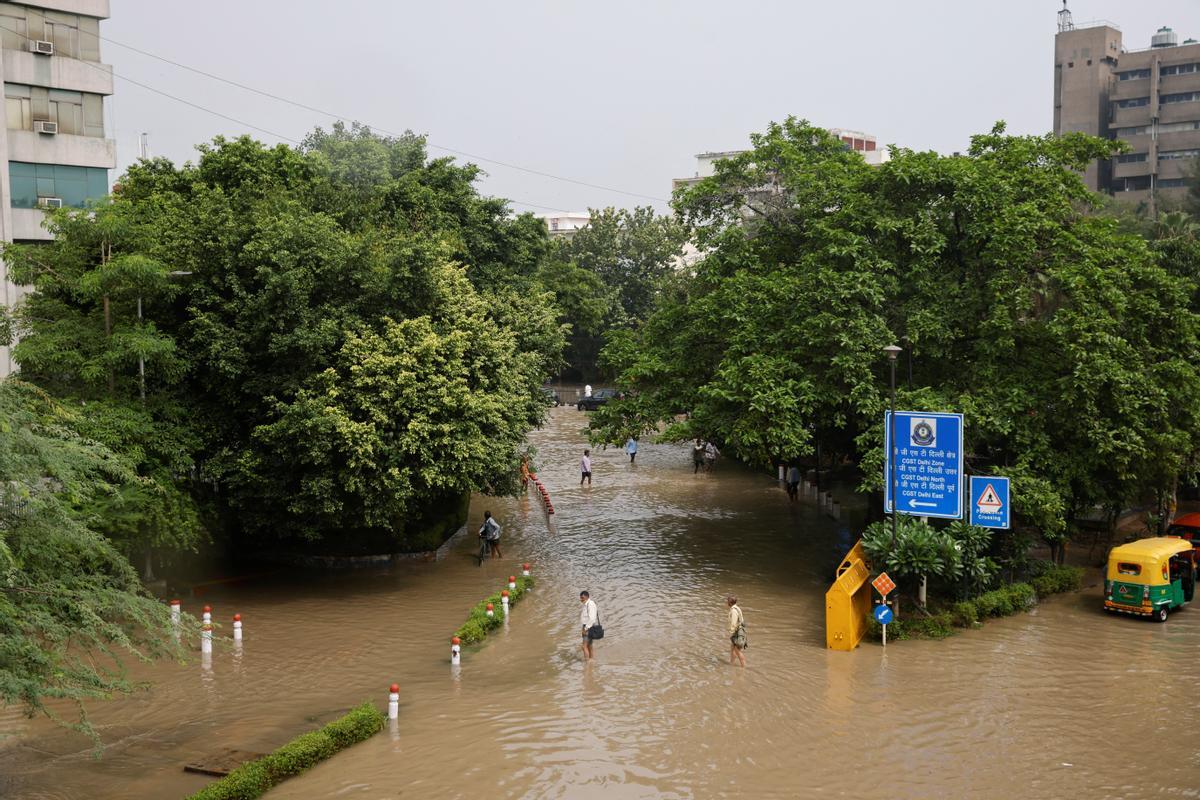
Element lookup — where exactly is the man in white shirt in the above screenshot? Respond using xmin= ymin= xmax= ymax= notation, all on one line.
xmin=584 ymin=384 xmax=592 ymax=398
xmin=580 ymin=449 xmax=592 ymax=486
xmin=579 ymin=590 xmax=599 ymax=659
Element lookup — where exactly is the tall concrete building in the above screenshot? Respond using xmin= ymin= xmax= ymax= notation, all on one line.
xmin=1054 ymin=3 xmax=1200 ymax=207
xmin=0 ymin=0 xmax=114 ymax=378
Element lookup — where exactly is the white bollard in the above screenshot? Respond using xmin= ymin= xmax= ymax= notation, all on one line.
xmin=501 ymin=590 xmax=510 ymax=617
xmin=170 ymin=599 xmax=181 ymax=625
xmin=201 ymin=623 xmax=213 ymax=654
xmin=486 ymin=603 xmax=494 ymax=618
xmin=232 ymin=613 xmax=243 ymax=642
xmin=388 ymin=683 xmax=399 ymax=720
xmin=778 ymin=465 xmax=785 ymax=481
xmin=201 ymin=604 xmax=211 ymax=625
xmin=451 ymin=636 xmax=461 ymax=666
xmin=522 ymin=563 xmax=530 ymax=577
xmin=508 ymin=576 xmax=516 ymax=590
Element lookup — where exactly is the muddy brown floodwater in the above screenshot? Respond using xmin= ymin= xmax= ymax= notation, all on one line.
xmin=2 ymin=406 xmax=1200 ymax=799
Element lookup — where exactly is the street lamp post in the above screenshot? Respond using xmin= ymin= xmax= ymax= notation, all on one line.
xmin=883 ymin=344 xmax=902 ymax=547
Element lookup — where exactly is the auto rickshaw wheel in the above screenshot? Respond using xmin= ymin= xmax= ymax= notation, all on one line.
xmin=1155 ymin=605 xmax=1169 ymax=623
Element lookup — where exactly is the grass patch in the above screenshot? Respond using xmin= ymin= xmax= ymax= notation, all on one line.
xmin=186 ymin=702 xmax=385 ymax=800
xmin=454 ymin=575 xmax=536 ymax=644
xmin=867 ymin=562 xmax=1083 ymax=642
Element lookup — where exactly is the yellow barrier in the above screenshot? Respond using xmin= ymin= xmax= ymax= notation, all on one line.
xmin=825 ymin=539 xmax=871 ymax=651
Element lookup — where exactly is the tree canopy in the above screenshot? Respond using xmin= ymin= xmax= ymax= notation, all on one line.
xmin=592 ymin=119 xmax=1200 ymax=546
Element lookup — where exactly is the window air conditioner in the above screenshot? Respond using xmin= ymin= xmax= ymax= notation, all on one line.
xmin=37 ymin=196 xmax=63 ymax=208
xmin=33 ymin=120 xmax=57 ymax=135
xmin=29 ymin=40 xmax=53 ymax=55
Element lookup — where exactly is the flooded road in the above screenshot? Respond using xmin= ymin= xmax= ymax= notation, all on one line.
xmin=3 ymin=406 xmax=1200 ymax=799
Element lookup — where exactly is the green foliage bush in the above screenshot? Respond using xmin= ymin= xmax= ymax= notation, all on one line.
xmin=868 ymin=561 xmax=1082 ymax=641
xmin=453 ymin=576 xmax=536 ymax=644
xmin=188 ymin=702 xmax=384 ymax=800
xmin=1030 ymin=564 xmax=1084 ymax=598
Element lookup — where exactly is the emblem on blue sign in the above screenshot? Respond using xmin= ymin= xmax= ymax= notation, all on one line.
xmin=910 ymin=418 xmax=936 ymax=447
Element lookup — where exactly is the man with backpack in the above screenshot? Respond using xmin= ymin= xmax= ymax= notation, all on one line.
xmin=479 ymin=511 xmax=502 ymax=559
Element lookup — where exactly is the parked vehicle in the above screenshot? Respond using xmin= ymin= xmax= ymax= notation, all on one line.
xmin=1167 ymin=512 xmax=1200 ymax=557
xmin=1104 ymin=537 xmax=1196 ymax=622
xmin=577 ymin=388 xmax=616 ymax=411
xmin=541 ymin=387 xmax=560 ymax=406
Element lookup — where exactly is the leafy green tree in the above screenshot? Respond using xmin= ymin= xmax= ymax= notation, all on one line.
xmin=594 ymin=118 xmax=1200 ymax=556
xmin=0 ymin=380 xmax=183 ymax=734
xmin=560 ymin=206 xmax=686 ymax=325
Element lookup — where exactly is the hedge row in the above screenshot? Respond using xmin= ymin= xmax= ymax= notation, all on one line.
xmin=868 ymin=564 xmax=1084 ymax=642
xmin=454 ymin=575 xmax=536 ymax=644
xmin=186 ymin=702 xmax=385 ymax=800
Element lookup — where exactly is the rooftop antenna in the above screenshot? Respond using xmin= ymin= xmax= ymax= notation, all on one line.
xmin=138 ymin=131 xmax=151 ymax=160
xmin=1058 ymin=0 xmax=1074 ymax=33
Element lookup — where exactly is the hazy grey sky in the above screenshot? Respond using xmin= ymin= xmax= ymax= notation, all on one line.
xmin=105 ymin=1 xmax=1200 ymax=215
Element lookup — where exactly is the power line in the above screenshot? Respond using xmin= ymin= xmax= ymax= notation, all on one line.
xmin=0 ymin=23 xmax=578 ymax=214
xmin=96 ymin=34 xmax=670 ymax=204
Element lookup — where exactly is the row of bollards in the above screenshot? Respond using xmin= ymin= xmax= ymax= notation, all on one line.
xmin=782 ymin=474 xmax=841 ymax=520
xmin=169 ymin=600 xmax=246 ymax=657
xmin=530 ymin=473 xmax=555 ymax=515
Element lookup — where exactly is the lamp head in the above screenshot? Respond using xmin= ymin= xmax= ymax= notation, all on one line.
xmin=883 ymin=344 xmax=902 ymax=361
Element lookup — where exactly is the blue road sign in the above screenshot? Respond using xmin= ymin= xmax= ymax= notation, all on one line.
xmin=969 ymin=475 xmax=1010 ymax=529
xmin=884 ymin=411 xmax=964 ymax=520
xmin=873 ymin=604 xmax=894 ymax=624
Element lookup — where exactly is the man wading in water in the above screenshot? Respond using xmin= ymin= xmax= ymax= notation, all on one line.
xmin=579 ymin=590 xmax=600 ymax=659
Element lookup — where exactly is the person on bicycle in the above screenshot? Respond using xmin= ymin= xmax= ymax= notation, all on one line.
xmin=479 ymin=511 xmax=502 ymax=559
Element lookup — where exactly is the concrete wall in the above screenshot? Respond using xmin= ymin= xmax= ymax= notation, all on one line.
xmin=7 ymin=128 xmax=114 ymax=168
xmin=3 ymin=49 xmax=112 ymax=94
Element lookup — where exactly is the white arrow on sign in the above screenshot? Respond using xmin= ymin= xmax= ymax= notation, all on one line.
xmin=909 ymin=499 xmax=937 ymax=508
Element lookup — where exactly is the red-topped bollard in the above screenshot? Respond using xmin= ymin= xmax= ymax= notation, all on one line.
xmin=522 ymin=563 xmax=530 ymax=577
xmin=388 ymin=683 xmax=399 ymax=720
xmin=486 ymin=602 xmax=494 ymax=618
xmin=232 ymin=613 xmax=243 ymax=642
xmin=201 ymin=604 xmax=212 ymax=625
xmin=169 ymin=599 xmax=181 ymax=626
xmin=201 ymin=623 xmax=213 ymax=654
xmin=501 ymin=589 xmax=510 ymax=616
xmin=451 ymin=636 xmax=461 ymax=665
xmin=508 ymin=576 xmax=516 ymax=590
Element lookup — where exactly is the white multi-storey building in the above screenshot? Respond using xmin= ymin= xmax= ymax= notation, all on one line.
xmin=536 ymin=211 xmax=591 ymax=238
xmin=0 ymin=0 xmax=114 ymax=377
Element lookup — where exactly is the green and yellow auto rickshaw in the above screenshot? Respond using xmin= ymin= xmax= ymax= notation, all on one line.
xmin=1104 ymin=537 xmax=1197 ymax=622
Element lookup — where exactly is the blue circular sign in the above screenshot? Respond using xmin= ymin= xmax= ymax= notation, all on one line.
xmin=873 ymin=605 xmax=894 ymax=624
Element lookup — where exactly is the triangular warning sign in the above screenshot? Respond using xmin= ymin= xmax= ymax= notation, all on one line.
xmin=977 ymin=483 xmax=1003 ymax=512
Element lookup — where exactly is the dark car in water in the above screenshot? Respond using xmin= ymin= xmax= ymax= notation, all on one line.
xmin=577 ymin=388 xmax=616 ymax=411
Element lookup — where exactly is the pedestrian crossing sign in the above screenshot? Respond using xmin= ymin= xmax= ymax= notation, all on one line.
xmin=969 ymin=476 xmax=1010 ymax=529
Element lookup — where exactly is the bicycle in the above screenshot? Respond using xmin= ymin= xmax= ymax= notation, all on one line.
xmin=477 ymin=533 xmax=490 ymax=566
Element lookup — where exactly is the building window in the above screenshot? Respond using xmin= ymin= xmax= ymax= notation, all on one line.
xmin=1161 ymin=62 xmax=1200 ymax=76
xmin=1158 ymin=178 xmax=1188 ymax=188
xmin=0 ymin=4 xmax=101 ymax=61
xmin=1116 ymin=152 xmax=1148 ymax=163
xmin=1161 ymin=91 xmax=1200 ymax=105
xmin=3 ymin=83 xmax=104 ymax=137
xmin=1117 ymin=68 xmax=1152 ymax=81
xmin=1115 ymin=96 xmax=1151 ymax=109
xmin=1118 ymin=175 xmax=1152 ymax=192
xmin=1159 ymin=148 xmax=1200 ymax=160
xmin=7 ymin=161 xmax=107 ymax=208
xmin=1114 ymin=125 xmax=1150 ymax=137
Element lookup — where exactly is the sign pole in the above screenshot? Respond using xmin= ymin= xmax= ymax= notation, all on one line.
xmin=882 ymin=594 xmax=888 ymax=647
xmin=889 ymin=358 xmax=898 ymax=547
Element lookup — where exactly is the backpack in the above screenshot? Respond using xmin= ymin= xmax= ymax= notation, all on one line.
xmin=485 ymin=518 xmax=501 ymax=541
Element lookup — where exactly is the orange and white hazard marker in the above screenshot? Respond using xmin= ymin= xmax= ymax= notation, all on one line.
xmin=388 ymin=684 xmax=399 ymax=720
xmin=451 ymin=636 xmax=461 ymax=666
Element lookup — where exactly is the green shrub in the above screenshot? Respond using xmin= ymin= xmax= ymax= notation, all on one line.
xmin=187 ymin=702 xmax=385 ymax=800
xmin=453 ymin=576 xmax=537 ymax=646
xmin=867 ymin=612 xmax=954 ymax=641
xmin=950 ymin=601 xmax=979 ymax=627
xmin=1030 ymin=564 xmax=1084 ymax=597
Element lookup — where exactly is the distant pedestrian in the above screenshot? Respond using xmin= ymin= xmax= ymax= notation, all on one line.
xmin=479 ymin=511 xmax=502 ymax=559
xmin=692 ymin=439 xmax=706 ymax=474
xmin=580 ymin=449 xmax=592 ymax=486
xmin=520 ymin=456 xmax=532 ymax=490
xmin=727 ymin=595 xmax=747 ymax=667
xmin=579 ymin=590 xmax=601 ymax=659
xmin=787 ymin=464 xmax=800 ymax=501
xmin=584 ymin=384 xmax=593 ymax=398
xmin=704 ymin=441 xmax=720 ymax=472
xmin=625 ymin=437 xmax=639 ymax=464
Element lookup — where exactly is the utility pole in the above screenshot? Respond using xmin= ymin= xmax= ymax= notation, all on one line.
xmin=884 ymin=344 xmax=902 ymax=546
